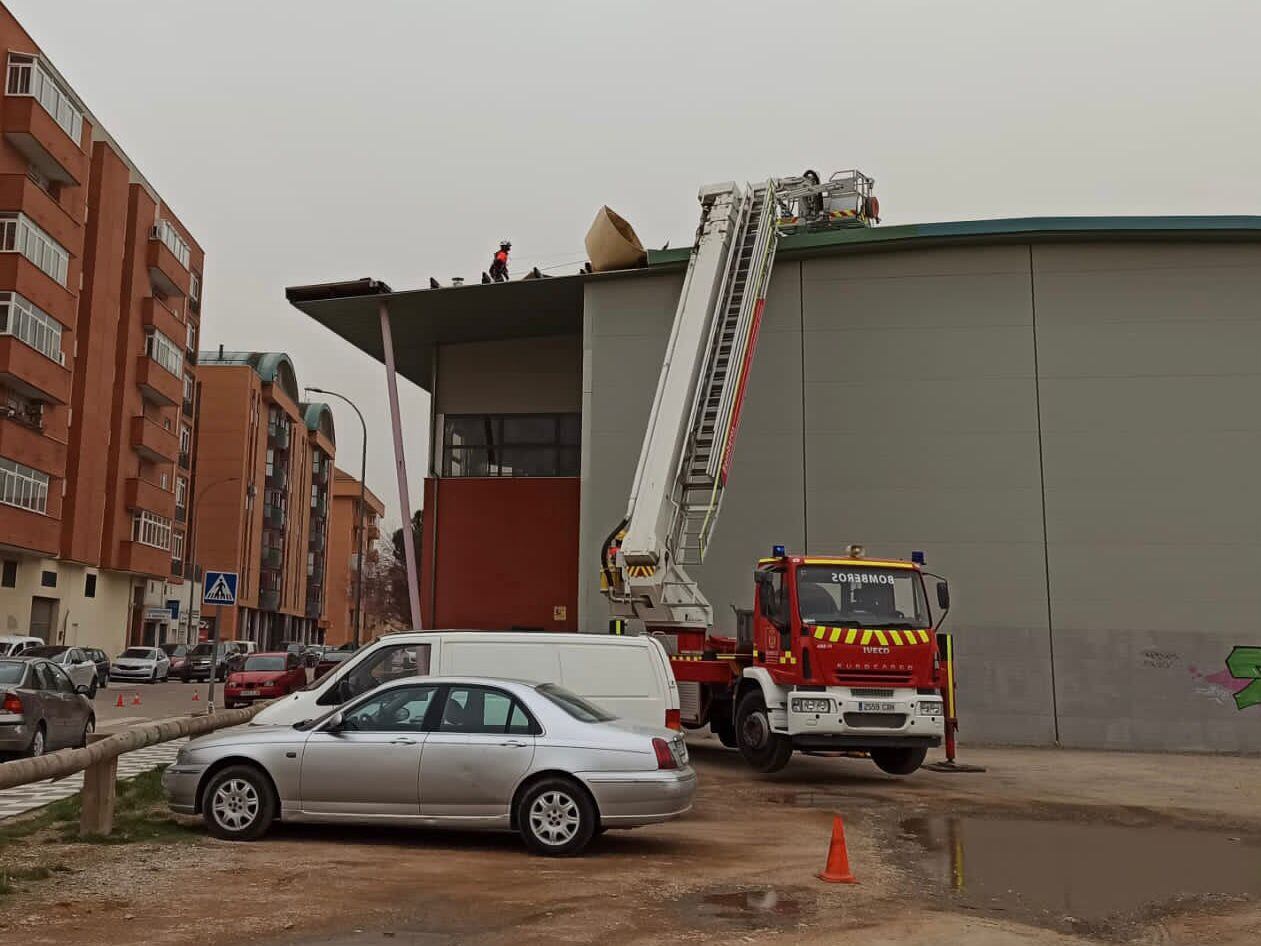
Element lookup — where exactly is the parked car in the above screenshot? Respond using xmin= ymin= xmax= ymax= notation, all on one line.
xmin=21 ymin=646 xmax=101 ymax=697
xmin=223 ymin=652 xmax=307 ymax=708
xmin=111 ymin=646 xmax=171 ymax=684
xmin=160 ymin=643 xmax=191 ymax=676
xmin=0 ymin=635 xmax=43 ymax=657
xmin=313 ymin=648 xmax=353 ymax=679
xmin=252 ymin=631 xmax=679 ymax=731
xmin=179 ymin=642 xmax=245 ymax=682
xmin=82 ymin=647 xmax=111 ymax=689
xmin=234 ymin=640 xmax=259 ymax=656
xmin=0 ymin=657 xmax=95 ymax=757
xmin=164 ymin=676 xmax=694 ymax=855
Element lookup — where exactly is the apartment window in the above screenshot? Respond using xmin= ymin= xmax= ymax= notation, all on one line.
xmin=132 ymin=510 xmax=172 ymax=550
xmin=310 ymin=482 xmax=319 ymax=508
xmin=442 ymin=413 xmax=580 ymax=478
xmin=265 ymin=448 xmax=274 ymax=477
xmin=182 ymin=373 xmax=194 ymax=403
xmin=151 ymin=219 xmax=191 ymax=269
xmin=307 ymin=551 xmax=315 ymax=577
xmin=1 ymin=560 xmax=15 ymax=587
xmin=145 ymin=329 xmax=183 ymax=377
xmin=175 ymin=477 xmax=187 ymax=509
xmin=171 ymin=531 xmax=185 ymax=561
xmin=84 ymin=573 xmax=96 ymax=598
xmin=179 ymin=425 xmax=192 ymax=456
xmin=0 ymin=455 xmax=49 ymax=513
xmin=0 ymin=292 xmax=63 ymax=364
xmin=1 ymin=388 xmax=44 ymax=430
xmin=189 ymin=271 xmax=201 ymax=302
xmin=40 ymin=569 xmax=55 ymax=587
xmin=0 ymin=213 xmax=69 ymax=286
xmin=6 ymin=54 xmax=83 ymax=144
xmin=185 ymin=320 xmax=196 ymax=352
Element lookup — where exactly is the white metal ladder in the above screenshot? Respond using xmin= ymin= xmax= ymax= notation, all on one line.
xmin=668 ymin=179 xmax=780 ymax=565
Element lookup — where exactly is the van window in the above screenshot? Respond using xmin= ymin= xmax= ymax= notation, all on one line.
xmin=441 ymin=641 xmax=559 ymax=683
xmin=319 ymin=642 xmax=431 ymax=706
xmin=557 ymin=643 xmax=655 ymax=699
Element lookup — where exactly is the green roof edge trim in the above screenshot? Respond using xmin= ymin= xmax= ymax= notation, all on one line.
xmin=645 ymin=215 xmax=1261 ymax=267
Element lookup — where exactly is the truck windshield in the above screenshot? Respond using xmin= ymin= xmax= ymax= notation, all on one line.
xmin=796 ymin=565 xmax=930 ymax=628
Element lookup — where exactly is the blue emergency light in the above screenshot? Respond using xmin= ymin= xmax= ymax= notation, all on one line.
xmin=772 ymin=544 xmax=786 ymax=558
xmin=911 ymin=550 xmax=926 ymax=565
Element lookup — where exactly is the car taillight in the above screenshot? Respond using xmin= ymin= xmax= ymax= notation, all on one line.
xmin=665 ymin=708 xmax=681 ymax=731
xmin=2 ymin=691 xmax=22 ymax=714
xmin=652 ymin=737 xmax=678 ymax=770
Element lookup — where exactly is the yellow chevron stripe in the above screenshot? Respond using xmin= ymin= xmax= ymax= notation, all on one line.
xmin=919 ymin=629 xmax=930 ymax=643
xmin=861 ymin=630 xmax=873 ymax=646
xmin=890 ymin=630 xmax=903 ymax=646
xmin=814 ymin=627 xmax=825 ymax=640
xmin=873 ymin=630 xmax=888 ymax=646
xmin=846 ymin=628 xmax=858 ymax=644
xmin=829 ymin=628 xmax=841 ymax=643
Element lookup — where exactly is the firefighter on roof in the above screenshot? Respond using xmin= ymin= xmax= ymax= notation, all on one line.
xmin=489 ymin=240 xmax=511 ymax=282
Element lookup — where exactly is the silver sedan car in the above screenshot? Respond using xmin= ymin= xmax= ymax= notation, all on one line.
xmin=164 ymin=676 xmax=695 ymax=856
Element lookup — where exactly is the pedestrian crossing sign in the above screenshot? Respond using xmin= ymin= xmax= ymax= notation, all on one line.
xmin=203 ymin=571 xmax=238 ymax=606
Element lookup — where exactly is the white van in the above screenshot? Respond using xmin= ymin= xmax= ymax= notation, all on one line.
xmin=252 ymin=631 xmax=680 ymax=730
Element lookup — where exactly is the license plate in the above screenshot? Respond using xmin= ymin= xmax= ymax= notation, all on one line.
xmin=240 ymin=690 xmax=259 ymax=697
xmin=858 ymin=701 xmax=896 ymax=712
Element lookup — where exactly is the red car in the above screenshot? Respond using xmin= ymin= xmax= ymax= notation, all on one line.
xmin=223 ymin=652 xmax=307 ymax=708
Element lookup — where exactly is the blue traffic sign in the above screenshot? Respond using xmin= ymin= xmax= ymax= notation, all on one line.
xmin=203 ymin=571 xmax=239 ymax=606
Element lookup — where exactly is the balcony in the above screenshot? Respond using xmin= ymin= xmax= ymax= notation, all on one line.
xmin=145 ymin=237 xmax=190 ymax=298
xmin=117 ymin=539 xmax=170 ymax=578
xmin=265 ymin=467 xmax=288 ymax=491
xmin=141 ymin=297 xmax=185 ymax=346
xmin=0 ymin=334 xmax=69 ymax=404
xmin=263 ymin=504 xmax=285 ymax=529
xmin=0 ymin=500 xmax=57 ymax=555
xmin=182 ymin=397 xmax=194 ymax=419
xmin=259 ymin=589 xmax=281 ymax=612
xmin=261 ymin=547 xmax=283 ymax=569
xmin=128 ymin=415 xmax=177 ymax=464
xmin=308 ymin=528 xmax=325 ymax=552
xmin=0 ymin=413 xmax=64 ymax=475
xmin=0 ymin=174 xmax=78 ymax=252
xmin=1 ymin=95 xmax=85 ymax=185
xmin=175 ymin=503 xmax=187 ymax=523
xmin=136 ymin=355 xmax=181 ymax=406
xmin=178 ymin=451 xmax=190 ymax=471
xmin=124 ymin=477 xmax=173 ymax=515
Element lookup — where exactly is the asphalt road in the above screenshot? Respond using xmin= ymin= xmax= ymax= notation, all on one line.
xmin=91 ymin=678 xmax=226 ymax=729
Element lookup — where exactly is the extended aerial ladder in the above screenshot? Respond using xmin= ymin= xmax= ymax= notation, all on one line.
xmin=602 ymin=170 xmax=878 ymax=640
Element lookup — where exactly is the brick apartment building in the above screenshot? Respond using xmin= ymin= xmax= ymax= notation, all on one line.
xmin=324 ymin=466 xmax=383 ymax=647
xmin=193 ymin=351 xmax=337 ymax=648
xmin=0 ymin=4 xmax=205 ymax=651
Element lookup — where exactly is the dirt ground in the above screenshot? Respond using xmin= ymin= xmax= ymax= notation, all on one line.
xmin=1 ymin=738 xmax=1259 ymax=946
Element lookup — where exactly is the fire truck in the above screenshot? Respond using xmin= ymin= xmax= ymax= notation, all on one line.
xmin=601 ymin=171 xmax=952 ymax=775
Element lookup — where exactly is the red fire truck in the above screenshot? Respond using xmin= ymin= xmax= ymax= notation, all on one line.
xmin=602 ymin=173 xmax=951 ymax=774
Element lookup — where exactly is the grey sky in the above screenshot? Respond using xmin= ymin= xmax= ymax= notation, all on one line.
xmin=13 ymin=0 xmax=1260 ymax=528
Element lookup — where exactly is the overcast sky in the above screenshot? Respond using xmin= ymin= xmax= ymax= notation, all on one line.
xmin=12 ymin=0 xmax=1260 ymax=528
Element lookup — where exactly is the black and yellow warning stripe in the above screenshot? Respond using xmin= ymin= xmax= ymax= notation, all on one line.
xmin=810 ymin=627 xmax=932 ymax=646
xmin=625 ymin=565 xmax=656 ymax=578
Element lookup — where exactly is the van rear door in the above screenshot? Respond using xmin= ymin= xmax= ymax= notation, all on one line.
xmin=556 ymin=641 xmax=665 ymax=728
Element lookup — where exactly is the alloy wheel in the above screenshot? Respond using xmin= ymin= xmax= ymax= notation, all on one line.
xmin=528 ymin=791 xmax=581 ymax=846
xmin=211 ymin=778 xmax=261 ymax=832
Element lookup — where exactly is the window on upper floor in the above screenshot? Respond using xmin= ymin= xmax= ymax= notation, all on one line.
xmin=0 ymin=291 xmax=64 ymax=365
xmin=179 ymin=425 xmax=192 ymax=456
xmin=6 ymin=54 xmax=83 ymax=144
xmin=442 ymin=413 xmax=580 ymax=478
xmin=175 ymin=477 xmax=187 ymax=509
xmin=132 ymin=510 xmax=172 ymax=550
xmin=185 ymin=320 xmax=196 ymax=352
xmin=151 ymin=219 xmax=191 ymax=269
xmin=145 ymin=329 xmax=182 ymax=377
xmin=0 ymin=455 xmax=49 ymax=514
xmin=189 ymin=270 xmax=201 ymax=302
xmin=0 ymin=213 xmax=69 ymax=286
xmin=182 ymin=373 xmax=194 ymax=403
xmin=171 ymin=530 xmax=185 ymax=562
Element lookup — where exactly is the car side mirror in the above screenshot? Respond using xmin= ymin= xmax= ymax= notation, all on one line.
xmin=937 ymin=582 xmax=951 ymax=611
xmin=322 ymin=711 xmax=345 ymax=734
xmin=75 ymin=684 xmax=91 ymax=696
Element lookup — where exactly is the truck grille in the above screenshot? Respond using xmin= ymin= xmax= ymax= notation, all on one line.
xmin=850 ymin=688 xmax=895 ymax=698
xmin=844 ymin=712 xmax=907 ymax=729
xmin=835 ymin=668 xmax=914 ymax=687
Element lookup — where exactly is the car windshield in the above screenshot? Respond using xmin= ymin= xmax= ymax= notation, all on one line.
xmin=160 ymin=644 xmax=188 ymax=657
xmin=0 ymin=661 xmax=25 ymax=684
xmin=796 ymin=564 xmax=930 ymax=628
xmin=23 ymin=645 xmax=66 ymax=658
xmin=535 ymin=683 xmax=617 ymax=723
xmin=121 ymin=648 xmax=156 ymax=659
xmin=243 ymin=656 xmax=286 ymax=672
xmin=189 ymin=644 xmax=214 ymax=656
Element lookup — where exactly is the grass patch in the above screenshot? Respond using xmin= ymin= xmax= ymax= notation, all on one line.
xmin=66 ymin=767 xmax=199 ymax=845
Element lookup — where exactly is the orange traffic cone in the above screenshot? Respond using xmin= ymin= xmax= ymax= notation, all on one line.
xmin=131 ymin=691 xmax=141 ymax=706
xmin=115 ymin=693 xmax=124 ymax=708
xmin=817 ymin=815 xmax=858 ymax=884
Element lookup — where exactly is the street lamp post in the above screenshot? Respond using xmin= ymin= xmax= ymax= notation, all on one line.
xmin=306 ymin=387 xmax=368 ymax=648
xmin=189 ymin=474 xmax=240 ymax=713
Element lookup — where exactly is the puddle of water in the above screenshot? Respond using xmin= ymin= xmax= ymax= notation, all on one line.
xmin=677 ymin=887 xmax=800 ymax=928
xmin=898 ymin=814 xmax=1261 ymax=929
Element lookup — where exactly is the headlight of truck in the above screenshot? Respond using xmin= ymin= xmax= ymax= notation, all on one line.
xmin=918 ymin=700 xmax=944 ymax=716
xmin=791 ymin=697 xmax=832 ymax=714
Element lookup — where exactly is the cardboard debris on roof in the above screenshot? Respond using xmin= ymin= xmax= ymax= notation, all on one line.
xmin=585 ymin=206 xmax=647 ymax=272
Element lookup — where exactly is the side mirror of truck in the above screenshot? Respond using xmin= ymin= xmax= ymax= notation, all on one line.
xmin=937 ymin=582 xmax=951 ymax=611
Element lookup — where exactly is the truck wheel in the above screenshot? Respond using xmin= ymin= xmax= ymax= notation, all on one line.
xmin=735 ymin=690 xmax=792 ymax=773
xmin=871 ymin=746 xmax=928 ymax=775
xmin=710 ymin=708 xmax=738 ymax=749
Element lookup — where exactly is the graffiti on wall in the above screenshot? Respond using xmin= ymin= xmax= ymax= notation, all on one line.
xmin=1189 ymin=647 xmax=1261 ymax=710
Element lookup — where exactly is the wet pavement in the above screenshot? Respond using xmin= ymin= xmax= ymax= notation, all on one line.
xmin=673 ymin=887 xmax=802 ymax=930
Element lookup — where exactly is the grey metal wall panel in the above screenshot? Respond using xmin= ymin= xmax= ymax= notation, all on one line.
xmin=435 ymin=335 xmax=582 ymax=414
xmin=1034 ymin=242 xmax=1261 ymax=751
xmin=801 ymin=246 xmax=1055 ymax=745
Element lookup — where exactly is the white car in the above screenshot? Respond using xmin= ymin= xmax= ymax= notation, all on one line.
xmin=20 ymin=645 xmax=101 ymax=696
xmin=0 ymin=635 xmax=43 ymax=657
xmin=253 ymin=631 xmax=680 ymax=731
xmin=111 ymin=646 xmax=171 ymax=683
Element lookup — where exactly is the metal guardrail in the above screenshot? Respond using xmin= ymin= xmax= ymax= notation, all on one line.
xmin=0 ymin=702 xmax=270 ymax=835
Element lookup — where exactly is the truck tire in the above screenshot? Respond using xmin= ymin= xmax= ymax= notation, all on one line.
xmin=871 ymin=746 xmax=928 ymax=775
xmin=710 ymin=706 xmax=738 ymax=749
xmin=735 ymin=690 xmax=792 ymax=773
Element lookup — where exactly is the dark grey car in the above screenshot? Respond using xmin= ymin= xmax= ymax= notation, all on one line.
xmin=0 ymin=658 xmax=96 ymax=758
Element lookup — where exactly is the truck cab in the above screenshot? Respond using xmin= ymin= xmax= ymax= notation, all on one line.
xmin=733 ymin=548 xmax=948 ymax=774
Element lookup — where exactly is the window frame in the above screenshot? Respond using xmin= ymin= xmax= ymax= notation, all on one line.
xmin=0 ymin=291 xmax=64 ymax=363
xmin=331 ymin=682 xmax=441 ymax=734
xmin=0 ymin=455 xmax=50 ymax=514
xmin=441 ymin=412 xmax=580 ymax=479
xmin=5 ymin=54 xmax=83 ymax=144
xmin=434 ymin=684 xmax=542 ymax=736
xmin=0 ymin=213 xmax=70 ymax=286
xmin=146 ymin=328 xmax=183 ymax=377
